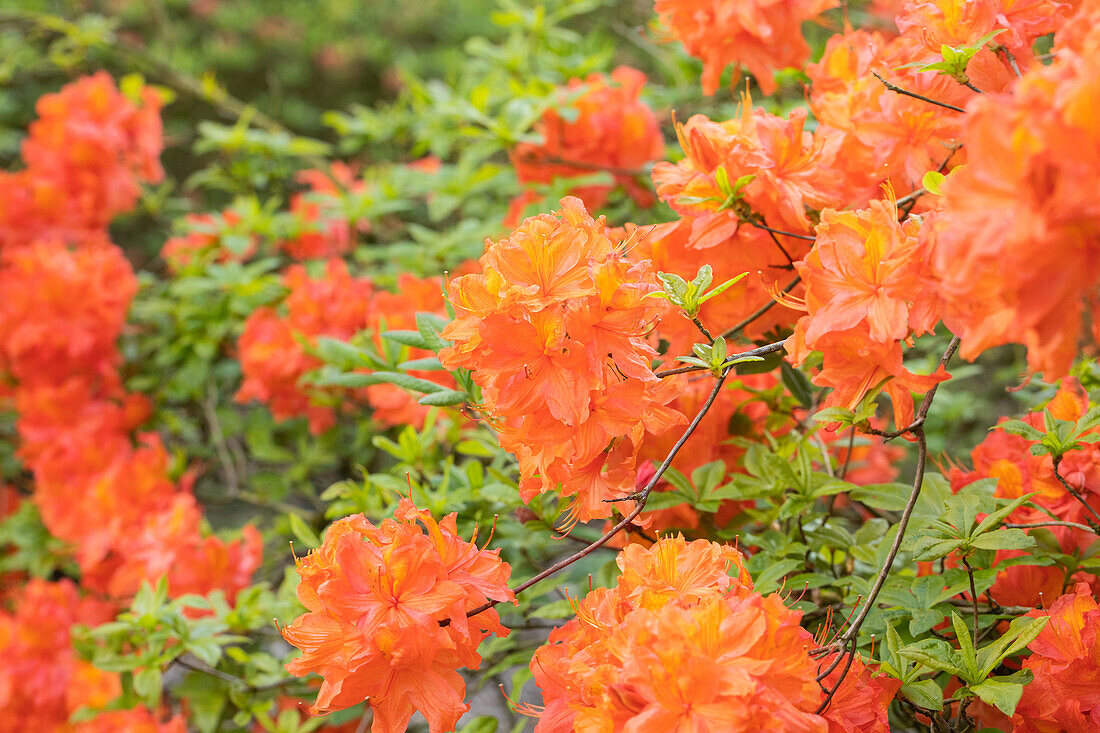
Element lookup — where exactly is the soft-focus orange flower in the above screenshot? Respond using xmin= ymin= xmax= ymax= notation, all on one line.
xmin=928 ymin=8 xmax=1100 ymax=377
xmin=440 ymin=197 xmax=684 ymax=522
xmin=511 ymin=66 xmax=664 ymax=212
xmin=160 ymin=210 xmax=254 ymax=274
xmin=1013 ymin=582 xmax=1100 ymax=731
xmin=0 ymin=72 xmax=162 ymax=251
xmin=655 ymin=0 xmax=836 ymax=95
xmin=280 ymin=164 xmax=369 ymax=260
xmin=0 ymin=239 xmax=137 ymax=390
xmin=529 ymin=536 xmax=835 ymax=732
xmin=279 ymin=499 xmax=513 ymax=732
xmin=0 ymin=579 xmax=118 ymax=731
xmin=237 ymin=261 xmax=452 ymax=433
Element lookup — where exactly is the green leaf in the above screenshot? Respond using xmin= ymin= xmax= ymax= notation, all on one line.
xmin=133 ymin=667 xmax=162 ymax=703
xmin=950 ymin=611 xmax=979 ymax=683
xmin=969 ymin=528 xmax=1035 ymax=551
xmin=417 ymin=389 xmax=468 ymax=407
xmin=416 ymin=312 xmax=450 ymax=352
xmin=901 ymin=679 xmax=944 ymax=712
xmin=972 ymin=493 xmax=1037 ymax=536
xmin=370 ymin=371 xmax=446 ymax=394
xmin=911 ymin=536 xmax=964 ymax=562
xmin=977 ymin=616 xmax=1048 ymax=677
xmin=922 ymin=171 xmax=946 ymax=196
xmin=996 ymin=419 xmax=1043 ymax=440
xmin=970 ymin=679 xmax=1024 ymax=716
xmin=382 ymin=330 xmax=431 ymax=349
xmin=780 ymin=360 xmax=813 ymax=407
xmin=900 ymin=639 xmax=969 ymax=678
xmin=287 ymin=513 xmax=321 ymax=550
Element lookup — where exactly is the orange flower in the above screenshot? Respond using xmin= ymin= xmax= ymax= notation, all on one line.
xmin=0 ymin=72 xmax=162 ymax=251
xmin=929 ymin=8 xmax=1100 ymax=377
xmin=655 ymin=0 xmax=836 ymax=95
xmin=1013 ymin=583 xmax=1100 ymax=731
xmin=440 ymin=198 xmax=684 ymax=522
xmin=237 ymin=261 xmax=452 ymax=433
xmin=0 ymin=239 xmax=137 ymax=390
xmin=786 ymin=199 xmax=947 ymax=429
xmin=280 ymin=164 xmax=369 ymax=260
xmin=160 ymin=210 xmax=254 ymax=273
xmin=279 ymin=499 xmax=513 ymax=732
xmin=529 ymin=536 xmax=833 ymax=732
xmin=0 ymin=579 xmax=118 ymax=730
xmin=511 ymin=66 xmax=663 ymax=212
xmin=818 ymin=652 xmax=900 ymax=733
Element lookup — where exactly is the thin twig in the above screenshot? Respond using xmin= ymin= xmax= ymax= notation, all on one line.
xmin=720 ymin=276 xmax=801 ymax=340
xmin=464 ymin=367 xmax=733 ymax=620
xmin=815 ymin=636 xmax=858 ymax=714
xmin=961 ymin=556 xmax=980 ymax=641
xmin=961 ymin=80 xmax=984 ymax=94
xmin=691 ymin=316 xmax=715 ymax=342
xmin=203 ymin=382 xmax=239 ymax=495
xmin=746 ymin=219 xmax=816 ymax=241
xmin=872 ymin=72 xmax=966 ymax=113
xmin=817 ymin=336 xmax=961 ymax=651
xmin=1005 ymin=520 xmax=1095 ymax=533
xmin=862 ymin=337 xmax=961 ymax=439
xmin=1052 ymin=456 xmax=1100 ymax=529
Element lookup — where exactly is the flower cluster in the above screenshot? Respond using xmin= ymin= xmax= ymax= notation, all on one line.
xmin=236 ymin=259 xmax=452 ymax=433
xmin=279 ymin=498 xmax=514 ymax=732
xmin=647 ymin=93 xmax=844 ymax=350
xmin=529 ymin=536 xmax=895 ymax=731
xmin=0 ymin=75 xmax=263 ymax=724
xmin=928 ymin=3 xmax=1100 ymax=377
xmin=654 ymin=0 xmax=836 ymax=95
xmin=510 ymin=66 xmax=664 ymax=216
xmin=440 ymin=197 xmax=684 ymax=523
xmin=1014 ymin=582 xmax=1100 ymax=730
xmin=949 ymin=378 xmax=1100 ymax=606
xmin=785 ymin=197 xmax=947 ymax=429
xmin=0 ymin=579 xmax=185 ymax=732
xmin=280 ymin=163 xmax=368 ymax=260
xmin=0 ymin=72 xmax=163 ymax=249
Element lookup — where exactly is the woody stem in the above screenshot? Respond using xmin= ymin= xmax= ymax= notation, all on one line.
xmin=465 ymin=366 xmax=733 ymax=619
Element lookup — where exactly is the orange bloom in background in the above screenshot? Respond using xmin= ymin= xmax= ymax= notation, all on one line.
xmin=529 ymin=536 xmax=832 ymax=732
xmin=0 ymin=579 xmax=117 ymax=730
xmin=280 ymin=164 xmax=369 ymax=260
xmin=786 ymin=199 xmax=946 ymax=429
xmin=1013 ymin=582 xmax=1100 ymax=731
xmin=655 ymin=0 xmax=836 ymax=95
xmin=279 ymin=499 xmax=513 ymax=732
xmin=511 ymin=66 xmax=664 ymax=213
xmin=160 ymin=210 xmax=254 ymax=274
xmin=0 ymin=72 xmax=163 ymax=251
xmin=0 ymin=239 xmax=137 ymax=390
xmin=440 ymin=197 xmax=685 ymax=523
xmin=951 ymin=379 xmax=1100 ymax=557
xmin=929 ymin=10 xmax=1100 ymax=378
xmin=237 ymin=261 xmax=452 ymax=433
xmin=237 ymin=259 xmax=376 ymax=433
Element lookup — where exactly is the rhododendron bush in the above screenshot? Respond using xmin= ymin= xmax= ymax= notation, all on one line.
xmin=5 ymin=0 xmax=1100 ymax=731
